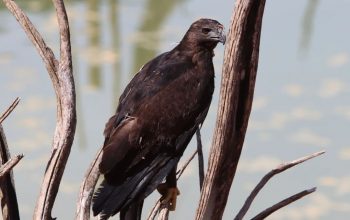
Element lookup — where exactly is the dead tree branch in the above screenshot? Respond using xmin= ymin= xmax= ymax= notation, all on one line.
xmin=251 ymin=187 xmax=316 ymax=220
xmin=0 ymin=126 xmax=20 ymax=220
xmin=0 ymin=98 xmax=20 ymax=124
xmin=195 ymin=0 xmax=266 ymax=219
xmin=75 ymin=149 xmax=103 ymax=220
xmin=0 ymin=155 xmax=23 ymax=179
xmin=3 ymin=0 xmax=76 ymax=219
xmin=234 ymin=151 xmax=325 ymax=220
xmin=3 ymin=0 xmax=59 ymax=90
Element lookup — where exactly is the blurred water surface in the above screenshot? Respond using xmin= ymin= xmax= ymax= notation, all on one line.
xmin=0 ymin=0 xmax=349 ymax=219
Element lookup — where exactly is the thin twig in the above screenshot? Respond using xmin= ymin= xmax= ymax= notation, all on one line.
xmin=0 ymin=155 xmax=24 ymax=179
xmin=0 ymin=98 xmax=20 ymax=124
xmin=196 ymin=128 xmax=204 ymax=190
xmin=251 ymin=187 xmax=316 ymax=220
xmin=234 ymin=151 xmax=325 ymax=220
xmin=147 ymin=200 xmax=161 ymax=220
xmin=176 ymin=150 xmax=197 ymax=180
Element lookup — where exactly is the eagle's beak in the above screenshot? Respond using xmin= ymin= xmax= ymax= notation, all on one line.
xmin=212 ymin=26 xmax=226 ymax=45
xmin=219 ymin=30 xmax=226 ymax=45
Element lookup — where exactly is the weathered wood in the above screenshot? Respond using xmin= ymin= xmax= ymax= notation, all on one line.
xmin=32 ymin=0 xmax=76 ymax=219
xmin=3 ymin=0 xmax=76 ymax=219
xmin=195 ymin=1 xmax=266 ymax=220
xmin=0 ymin=98 xmax=20 ymax=124
xmin=75 ymin=149 xmax=102 ymax=220
xmin=251 ymin=187 xmax=316 ymax=220
xmin=0 ymin=126 xmax=20 ymax=220
xmin=0 ymin=155 xmax=23 ymax=179
xmin=235 ymin=151 xmax=325 ymax=220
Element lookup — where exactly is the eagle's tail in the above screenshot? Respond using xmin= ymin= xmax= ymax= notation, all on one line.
xmin=92 ymin=180 xmax=129 ymax=219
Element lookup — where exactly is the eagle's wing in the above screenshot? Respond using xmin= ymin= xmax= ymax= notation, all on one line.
xmin=98 ymin=53 xmax=194 ymax=175
xmin=93 ymin=50 xmax=214 ymax=218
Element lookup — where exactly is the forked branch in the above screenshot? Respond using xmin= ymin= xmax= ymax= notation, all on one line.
xmin=3 ymin=0 xmax=76 ymax=219
xmin=235 ymin=151 xmax=325 ymax=220
xmin=251 ymin=187 xmax=316 ymax=220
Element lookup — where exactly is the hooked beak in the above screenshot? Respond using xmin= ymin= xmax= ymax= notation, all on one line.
xmin=209 ymin=27 xmax=226 ymax=44
xmin=219 ymin=30 xmax=226 ymax=44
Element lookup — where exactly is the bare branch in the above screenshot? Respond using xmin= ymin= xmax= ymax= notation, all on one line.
xmin=234 ymin=151 xmax=325 ymax=220
xmin=176 ymin=150 xmax=197 ymax=180
xmin=196 ymin=128 xmax=204 ymax=190
xmin=147 ymin=200 xmax=161 ymax=220
xmin=0 ymin=125 xmax=20 ymax=220
xmin=31 ymin=0 xmax=76 ymax=217
xmin=196 ymin=1 xmax=266 ymax=219
xmin=0 ymin=155 xmax=23 ymax=179
xmin=75 ymin=149 xmax=103 ymax=220
xmin=2 ymin=0 xmax=59 ymax=90
xmin=157 ymin=204 xmax=170 ymax=220
xmin=0 ymin=98 xmax=20 ymax=124
xmin=251 ymin=187 xmax=317 ymax=220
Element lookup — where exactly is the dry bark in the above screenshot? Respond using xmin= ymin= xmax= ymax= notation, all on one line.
xmin=0 ymin=155 xmax=23 ymax=179
xmin=195 ymin=0 xmax=266 ymax=220
xmin=0 ymin=126 xmax=20 ymax=220
xmin=75 ymin=149 xmax=103 ymax=220
xmin=3 ymin=0 xmax=76 ymax=219
xmin=0 ymin=98 xmax=22 ymax=220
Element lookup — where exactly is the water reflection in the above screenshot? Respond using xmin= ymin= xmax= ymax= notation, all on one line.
xmin=299 ymin=0 xmax=319 ymax=54
xmin=87 ymin=0 xmax=102 ymax=88
xmin=109 ymin=0 xmax=122 ymax=109
xmin=132 ymin=0 xmax=185 ymax=74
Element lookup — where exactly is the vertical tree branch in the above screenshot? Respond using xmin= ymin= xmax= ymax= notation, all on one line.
xmin=33 ymin=0 xmax=76 ymax=219
xmin=195 ymin=1 xmax=266 ymax=220
xmin=3 ymin=0 xmax=76 ymax=219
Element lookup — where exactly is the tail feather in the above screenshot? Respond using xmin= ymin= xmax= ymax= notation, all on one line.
xmin=92 ymin=156 xmax=179 ymax=219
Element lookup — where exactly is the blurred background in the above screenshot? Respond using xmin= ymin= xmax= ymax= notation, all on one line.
xmin=0 ymin=0 xmax=349 ymax=219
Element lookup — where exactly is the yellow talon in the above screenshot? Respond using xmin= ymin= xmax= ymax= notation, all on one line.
xmin=157 ymin=183 xmax=180 ymax=211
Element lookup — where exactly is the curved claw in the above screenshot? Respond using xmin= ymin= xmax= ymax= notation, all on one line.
xmin=157 ymin=183 xmax=180 ymax=211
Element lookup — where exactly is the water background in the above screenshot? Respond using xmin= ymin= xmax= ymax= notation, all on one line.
xmin=0 ymin=0 xmax=349 ymax=219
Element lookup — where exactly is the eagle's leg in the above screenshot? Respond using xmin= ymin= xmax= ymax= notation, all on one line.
xmin=157 ymin=166 xmax=180 ymax=211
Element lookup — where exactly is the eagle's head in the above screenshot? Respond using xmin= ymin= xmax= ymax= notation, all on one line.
xmin=183 ymin=18 xmax=226 ymax=49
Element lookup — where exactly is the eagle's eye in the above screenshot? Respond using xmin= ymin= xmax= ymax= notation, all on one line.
xmin=201 ymin=28 xmax=211 ymax=34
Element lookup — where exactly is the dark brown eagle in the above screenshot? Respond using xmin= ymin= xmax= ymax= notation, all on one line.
xmin=92 ymin=18 xmax=225 ymax=219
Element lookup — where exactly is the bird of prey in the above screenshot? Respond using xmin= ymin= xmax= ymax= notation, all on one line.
xmin=92 ymin=18 xmax=225 ymax=220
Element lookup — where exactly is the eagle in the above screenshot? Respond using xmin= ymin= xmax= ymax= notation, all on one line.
xmin=92 ymin=18 xmax=225 ymax=220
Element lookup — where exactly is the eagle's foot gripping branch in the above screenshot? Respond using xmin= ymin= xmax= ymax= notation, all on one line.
xmin=157 ymin=183 xmax=180 ymax=211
